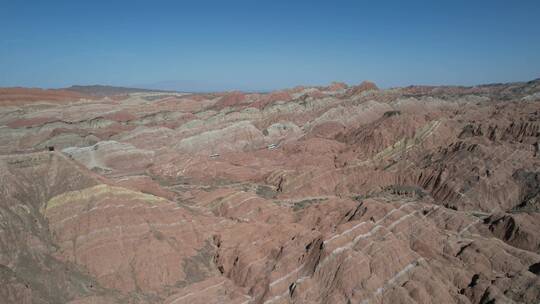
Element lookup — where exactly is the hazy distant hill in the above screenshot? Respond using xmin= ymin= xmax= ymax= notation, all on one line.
xmin=65 ymin=85 xmax=175 ymax=96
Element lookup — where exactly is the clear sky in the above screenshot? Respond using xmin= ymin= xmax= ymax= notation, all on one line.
xmin=1 ymin=0 xmax=539 ymax=91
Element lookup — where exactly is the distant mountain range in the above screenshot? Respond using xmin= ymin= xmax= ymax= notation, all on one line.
xmin=64 ymin=85 xmax=177 ymax=96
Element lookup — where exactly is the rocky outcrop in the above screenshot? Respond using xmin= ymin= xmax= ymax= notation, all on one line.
xmin=483 ymin=212 xmax=540 ymax=253
xmin=176 ymin=121 xmax=266 ymax=154
xmin=214 ymin=91 xmax=247 ymax=109
xmin=0 ymin=153 xmax=120 ymax=303
xmin=345 ymin=81 xmax=379 ymax=96
xmin=62 ymin=140 xmax=154 ymax=174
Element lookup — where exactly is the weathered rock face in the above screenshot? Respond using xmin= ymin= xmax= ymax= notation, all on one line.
xmin=345 ymin=81 xmax=379 ymax=97
xmin=44 ymin=184 xmax=222 ymax=295
xmin=1 ymin=80 xmax=539 ymax=304
xmin=214 ymin=91 xmax=248 ymax=109
xmin=0 ymin=153 xmax=116 ymax=304
xmin=176 ymin=121 xmax=266 ymax=154
xmin=62 ymin=140 xmax=155 ymax=174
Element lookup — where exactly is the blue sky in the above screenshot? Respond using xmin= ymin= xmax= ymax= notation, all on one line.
xmin=1 ymin=0 xmax=539 ymax=91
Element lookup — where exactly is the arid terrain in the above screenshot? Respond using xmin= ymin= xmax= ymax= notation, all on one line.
xmin=0 ymin=80 xmax=539 ymax=304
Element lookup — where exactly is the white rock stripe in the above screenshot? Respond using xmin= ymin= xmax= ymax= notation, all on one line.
xmin=263 ymin=290 xmax=289 ymax=304
xmin=169 ymin=280 xmax=226 ymax=304
xmin=360 ymin=258 xmax=425 ymax=304
xmin=324 ymin=221 xmax=370 ymax=244
xmin=324 ymin=202 xmax=414 ymax=245
xmin=263 ymin=203 xmax=422 ymax=302
xmin=213 ymin=191 xmax=244 ymax=208
xmin=458 ymin=218 xmax=481 ymax=236
xmin=229 ymin=196 xmax=259 ymax=209
xmin=269 ymin=263 xmax=305 ymax=287
xmin=180 ymin=157 xmax=194 ymax=174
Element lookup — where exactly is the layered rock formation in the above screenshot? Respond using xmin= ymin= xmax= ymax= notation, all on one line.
xmin=0 ymin=80 xmax=539 ymax=303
